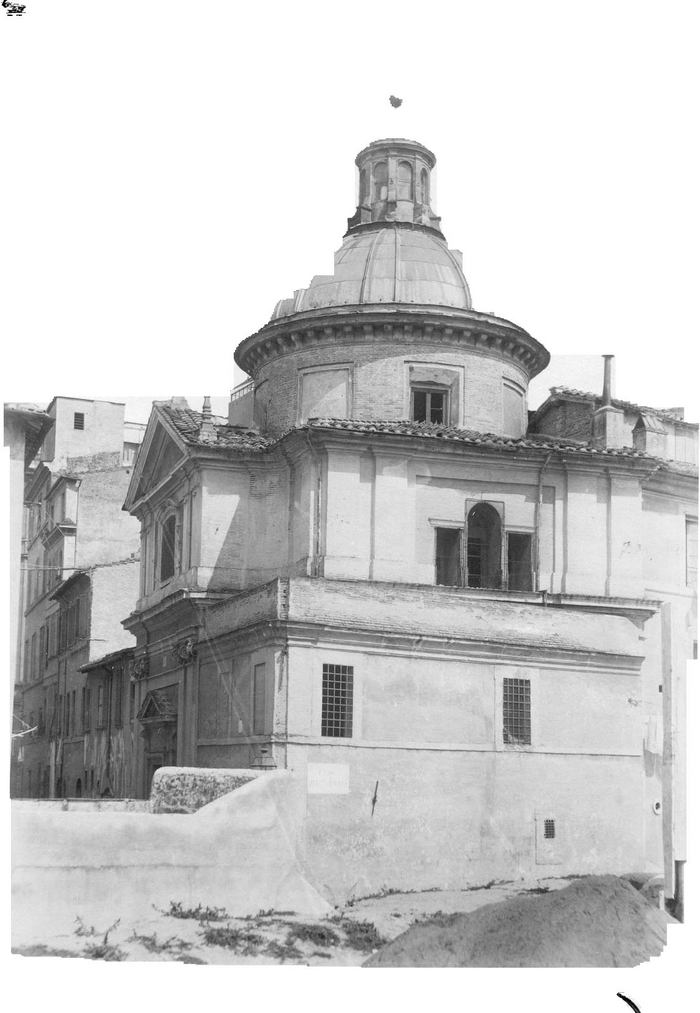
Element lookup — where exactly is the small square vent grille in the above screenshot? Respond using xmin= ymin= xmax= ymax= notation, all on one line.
xmin=544 ymin=818 xmax=556 ymax=839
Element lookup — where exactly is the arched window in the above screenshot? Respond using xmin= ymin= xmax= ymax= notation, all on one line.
xmin=397 ymin=161 xmax=413 ymax=200
xmin=467 ymin=503 xmax=502 ymax=589
xmin=160 ymin=513 xmax=177 ymax=582
xmin=418 ymin=168 xmax=429 ymax=204
xmin=359 ymin=168 xmax=368 ymax=203
xmin=373 ymin=161 xmax=388 ymax=201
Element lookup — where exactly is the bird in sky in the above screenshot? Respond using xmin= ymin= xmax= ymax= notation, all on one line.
xmin=389 ymin=95 xmax=403 ymax=108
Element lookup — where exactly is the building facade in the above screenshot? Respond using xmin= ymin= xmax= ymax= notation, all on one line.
xmin=119 ymin=138 xmax=697 ymax=901
xmin=10 ymin=397 xmax=145 ymax=798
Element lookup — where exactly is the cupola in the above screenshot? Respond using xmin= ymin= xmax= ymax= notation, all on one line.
xmin=347 ymin=138 xmax=442 ymax=234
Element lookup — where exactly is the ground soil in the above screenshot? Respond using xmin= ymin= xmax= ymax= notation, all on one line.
xmin=11 ymin=874 xmax=673 ymax=967
xmin=364 ymin=875 xmax=671 ymax=967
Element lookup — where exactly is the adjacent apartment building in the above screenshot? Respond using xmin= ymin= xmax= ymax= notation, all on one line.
xmin=10 ymin=398 xmax=145 ymax=798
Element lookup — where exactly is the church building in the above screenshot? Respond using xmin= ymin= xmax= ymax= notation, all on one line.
xmin=122 ymin=138 xmax=696 ymax=901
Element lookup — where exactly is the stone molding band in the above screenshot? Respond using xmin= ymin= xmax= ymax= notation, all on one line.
xmin=235 ymin=306 xmax=550 ymax=378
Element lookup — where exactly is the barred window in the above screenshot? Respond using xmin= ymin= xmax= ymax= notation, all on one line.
xmin=503 ymin=677 xmax=531 ymax=744
xmin=544 ymin=818 xmax=556 ymax=839
xmin=321 ymin=664 xmax=354 ymax=738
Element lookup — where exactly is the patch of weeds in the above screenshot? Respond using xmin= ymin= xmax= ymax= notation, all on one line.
xmin=75 ymin=917 xmax=125 ymax=961
xmin=158 ymin=901 xmax=230 ymax=921
xmin=200 ymin=925 xmax=265 ymax=954
xmin=74 ymin=916 xmax=98 ymax=937
xmin=338 ymin=918 xmax=386 ymax=953
xmin=265 ymin=939 xmax=304 ymax=962
xmin=128 ymin=931 xmax=193 ymax=954
xmin=177 ymin=954 xmax=208 ymax=964
xmin=312 ymin=951 xmax=333 ymax=959
xmin=84 ymin=941 xmax=126 ymax=961
xmin=520 ymin=885 xmax=551 ymax=895
xmin=286 ymin=922 xmax=340 ymax=948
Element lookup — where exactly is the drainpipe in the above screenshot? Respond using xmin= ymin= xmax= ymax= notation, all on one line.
xmin=535 ymin=452 xmax=553 ymax=592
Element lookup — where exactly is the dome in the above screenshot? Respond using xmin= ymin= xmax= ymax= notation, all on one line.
xmin=271 ymin=223 xmax=472 ymax=320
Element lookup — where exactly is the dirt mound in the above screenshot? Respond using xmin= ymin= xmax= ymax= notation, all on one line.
xmin=364 ymin=876 xmax=669 ymax=967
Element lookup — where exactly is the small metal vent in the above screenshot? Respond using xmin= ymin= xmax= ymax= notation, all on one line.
xmin=544 ymin=818 xmax=556 ymax=839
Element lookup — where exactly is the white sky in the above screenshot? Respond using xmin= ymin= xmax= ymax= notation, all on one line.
xmin=2 ymin=0 xmax=698 ymax=1005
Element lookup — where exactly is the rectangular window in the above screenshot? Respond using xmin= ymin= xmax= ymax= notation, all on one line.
xmin=507 ymin=533 xmax=533 ymax=592
xmin=23 ymin=639 xmax=29 ymax=681
xmin=84 ymin=687 xmax=91 ymax=731
xmin=73 ymin=412 xmax=85 ymax=430
xmin=321 ymin=663 xmax=354 ymax=738
xmin=96 ymin=685 xmax=104 ymax=727
xmin=412 ymin=386 xmax=447 ymax=424
xmin=544 ymin=818 xmax=556 ymax=840
xmin=39 ymin=626 xmax=45 ymax=669
xmin=115 ymin=674 xmax=124 ymax=728
xmin=30 ymin=632 xmax=37 ymax=680
xmin=435 ymin=528 xmax=462 ymax=586
xmin=686 ymin=518 xmax=698 ymax=587
xmin=129 ymin=680 xmax=136 ymax=721
xmin=503 ymin=677 xmax=531 ymax=745
xmin=253 ymin=663 xmax=267 ymax=735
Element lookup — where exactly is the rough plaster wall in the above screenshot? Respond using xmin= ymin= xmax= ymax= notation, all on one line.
xmin=44 ymin=399 xmax=125 ymax=466
xmin=285 ymin=578 xmax=642 ymax=658
xmin=90 ymin=561 xmax=139 ymax=660
xmin=254 ymin=341 xmax=529 ymax=436
xmin=12 ymin=771 xmax=329 ymax=940
xmin=290 ymin=744 xmax=646 ymax=898
xmin=74 ymin=468 xmax=140 ymax=568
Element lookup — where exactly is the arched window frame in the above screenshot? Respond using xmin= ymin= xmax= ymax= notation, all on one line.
xmin=418 ymin=167 xmax=430 ymax=204
xmin=397 ymin=160 xmax=414 ymax=201
xmin=373 ymin=160 xmax=388 ymax=202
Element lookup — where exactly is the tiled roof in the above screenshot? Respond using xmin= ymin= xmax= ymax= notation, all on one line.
xmin=158 ymin=403 xmax=272 ymax=450
xmin=155 ymin=403 xmax=694 ymax=468
xmin=300 ymin=418 xmax=652 ymax=458
xmin=547 ymin=387 xmax=691 ymax=423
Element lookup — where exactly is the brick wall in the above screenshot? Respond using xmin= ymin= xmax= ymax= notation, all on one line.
xmin=252 ymin=338 xmax=530 ymax=437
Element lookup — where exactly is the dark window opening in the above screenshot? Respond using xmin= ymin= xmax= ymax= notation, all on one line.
xmin=75 ymin=778 xmax=82 ymax=798
xmin=467 ymin=503 xmax=502 ymax=589
xmin=73 ymin=412 xmax=85 ymax=430
xmin=503 ymin=677 xmax=531 ymax=745
xmin=417 ymin=167 xmax=429 ymax=204
xmin=160 ymin=514 xmax=177 ymax=582
xmin=321 ymin=663 xmax=354 ymax=738
xmin=686 ymin=518 xmax=698 ymax=587
xmin=253 ymin=663 xmax=267 ymax=735
xmin=359 ymin=168 xmax=368 ymax=203
xmin=507 ymin=533 xmax=533 ymax=591
xmin=544 ymin=818 xmax=556 ymax=839
xmin=412 ymin=387 xmax=447 ymax=424
xmin=436 ymin=528 xmax=462 ymax=586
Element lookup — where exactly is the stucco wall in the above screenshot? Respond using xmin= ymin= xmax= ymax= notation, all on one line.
xmin=12 ymin=770 xmax=329 ymax=942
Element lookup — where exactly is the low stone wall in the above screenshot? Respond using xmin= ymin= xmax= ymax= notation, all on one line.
xmin=12 ymin=770 xmax=330 ymax=943
xmin=150 ymin=766 xmax=262 ymax=814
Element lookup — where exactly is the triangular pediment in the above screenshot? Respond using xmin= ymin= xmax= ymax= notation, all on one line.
xmin=137 ymin=687 xmax=178 ymax=722
xmin=124 ymin=408 xmax=189 ymax=511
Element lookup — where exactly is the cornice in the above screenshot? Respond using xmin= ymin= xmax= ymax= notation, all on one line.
xmin=234 ymin=305 xmax=550 ymax=379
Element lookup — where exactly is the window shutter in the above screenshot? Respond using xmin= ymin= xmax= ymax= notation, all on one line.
xmin=78 ymin=595 xmax=89 ymax=639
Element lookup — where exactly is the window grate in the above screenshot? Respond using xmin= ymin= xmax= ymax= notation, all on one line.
xmin=544 ymin=818 xmax=556 ymax=839
xmin=503 ymin=677 xmax=531 ymax=744
xmin=321 ymin=663 xmax=354 ymax=738
xmin=73 ymin=412 xmax=85 ymax=430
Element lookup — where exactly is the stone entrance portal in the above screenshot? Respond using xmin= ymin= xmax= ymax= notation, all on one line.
xmin=137 ymin=685 xmax=179 ymax=797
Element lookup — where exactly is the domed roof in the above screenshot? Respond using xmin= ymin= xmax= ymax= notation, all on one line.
xmin=271 ymin=223 xmax=472 ymax=320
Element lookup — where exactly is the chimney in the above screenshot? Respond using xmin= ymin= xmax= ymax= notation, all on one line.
xmin=199 ymin=396 xmax=215 ymax=443
xmin=592 ymin=355 xmax=626 ymax=449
